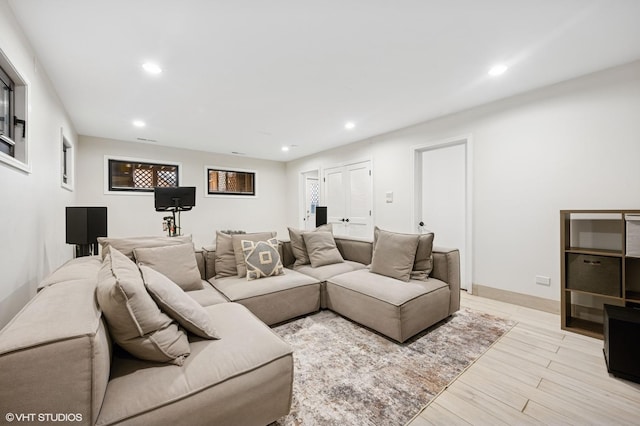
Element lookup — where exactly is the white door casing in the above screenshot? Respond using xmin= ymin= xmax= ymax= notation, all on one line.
xmin=412 ymin=136 xmax=472 ymax=291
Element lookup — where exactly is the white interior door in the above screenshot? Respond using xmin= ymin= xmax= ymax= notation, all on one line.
xmin=346 ymin=162 xmax=372 ymax=238
xmin=324 ymin=166 xmax=347 ymax=235
xmin=323 ymin=160 xmax=372 ymax=237
xmin=418 ymin=142 xmax=469 ymax=290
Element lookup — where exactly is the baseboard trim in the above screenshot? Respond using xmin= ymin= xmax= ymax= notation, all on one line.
xmin=471 ymin=284 xmax=560 ymax=315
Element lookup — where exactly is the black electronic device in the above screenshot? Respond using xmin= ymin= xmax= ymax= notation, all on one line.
xmin=316 ymin=206 xmax=327 ymax=227
xmin=154 ymin=186 xmax=196 ymax=211
xmin=154 ymin=187 xmax=196 ymax=236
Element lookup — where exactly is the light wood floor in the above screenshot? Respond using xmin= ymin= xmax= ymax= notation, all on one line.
xmin=407 ymin=292 xmax=640 ymax=426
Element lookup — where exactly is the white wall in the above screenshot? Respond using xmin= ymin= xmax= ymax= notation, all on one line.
xmin=286 ymin=60 xmax=640 ymax=302
xmin=76 ymin=136 xmax=288 ymax=248
xmin=0 ymin=2 xmax=78 ymax=327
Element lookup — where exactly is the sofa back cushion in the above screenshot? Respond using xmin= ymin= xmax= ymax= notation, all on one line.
xmin=0 ymin=258 xmax=110 ymax=425
xmin=98 ymin=235 xmax=192 ymax=260
xmin=334 ymin=237 xmax=373 ymax=265
xmin=134 ymin=242 xmax=203 ymax=291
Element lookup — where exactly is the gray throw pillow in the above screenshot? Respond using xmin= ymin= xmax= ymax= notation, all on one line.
xmin=139 ymin=265 xmax=220 ymax=339
xmin=241 ymin=238 xmax=284 ymax=280
xmin=370 ymin=227 xmax=420 ymax=282
xmin=287 ymin=224 xmax=333 ymax=267
xmin=373 ymin=226 xmax=434 ymax=280
xmin=214 ymin=231 xmax=238 ymax=278
xmin=412 ymin=232 xmax=434 ymax=280
xmin=96 ymin=247 xmax=190 ymax=365
xmin=97 ymin=235 xmax=192 ymax=260
xmin=232 ymin=232 xmax=277 ymax=278
xmin=133 ymin=242 xmax=203 ymax=291
xmin=302 ymin=231 xmax=344 ymax=267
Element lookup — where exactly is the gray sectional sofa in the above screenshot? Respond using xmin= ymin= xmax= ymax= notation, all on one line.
xmin=0 ymin=232 xmax=460 ymax=425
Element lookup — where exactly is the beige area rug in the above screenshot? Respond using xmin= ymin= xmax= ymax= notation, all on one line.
xmin=271 ymin=308 xmax=515 ymax=426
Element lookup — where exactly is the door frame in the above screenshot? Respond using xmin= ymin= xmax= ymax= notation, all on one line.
xmin=411 ymin=134 xmax=473 ymax=291
xmin=299 ymin=168 xmax=320 ymax=229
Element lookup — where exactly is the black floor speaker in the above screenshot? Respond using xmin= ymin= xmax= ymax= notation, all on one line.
xmin=604 ymin=304 xmax=640 ymax=384
xmin=315 ymin=206 xmax=327 ymax=227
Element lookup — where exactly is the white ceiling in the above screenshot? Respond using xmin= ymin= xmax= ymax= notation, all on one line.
xmin=8 ymin=0 xmax=640 ymax=161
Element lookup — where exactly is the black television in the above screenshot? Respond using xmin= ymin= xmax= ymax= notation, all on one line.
xmin=154 ymin=186 xmax=196 ymax=211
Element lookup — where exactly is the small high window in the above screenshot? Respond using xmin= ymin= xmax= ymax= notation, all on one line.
xmin=206 ymin=167 xmax=256 ymax=196
xmin=107 ymin=157 xmax=180 ymax=193
xmin=61 ymin=130 xmax=73 ymax=191
xmin=0 ymin=48 xmax=29 ymax=172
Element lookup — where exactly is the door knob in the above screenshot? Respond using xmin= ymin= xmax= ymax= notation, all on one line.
xmin=419 ymin=221 xmax=424 ymax=227
xmin=340 ymin=218 xmax=345 ymax=222
xmin=345 ymin=218 xmax=350 ymax=222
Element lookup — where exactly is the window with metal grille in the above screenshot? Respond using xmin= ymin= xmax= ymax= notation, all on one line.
xmin=207 ymin=168 xmax=255 ymax=196
xmin=108 ymin=159 xmax=179 ymax=192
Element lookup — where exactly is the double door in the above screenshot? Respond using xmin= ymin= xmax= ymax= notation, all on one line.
xmin=323 ymin=161 xmax=372 ymax=238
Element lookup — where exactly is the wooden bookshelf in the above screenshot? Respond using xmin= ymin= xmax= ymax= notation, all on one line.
xmin=560 ymin=210 xmax=640 ymax=339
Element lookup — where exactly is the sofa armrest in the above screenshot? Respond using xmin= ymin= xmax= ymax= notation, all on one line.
xmin=431 ymin=247 xmax=461 ymax=314
xmin=195 ymin=248 xmax=206 ymax=280
xmin=201 ymin=245 xmax=217 ymax=280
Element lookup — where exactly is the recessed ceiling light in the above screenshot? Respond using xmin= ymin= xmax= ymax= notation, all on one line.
xmin=142 ymin=62 xmax=162 ymax=74
xmin=133 ymin=120 xmax=146 ymax=127
xmin=281 ymin=146 xmax=290 ymax=152
xmin=345 ymin=122 xmax=355 ymax=130
xmin=488 ymin=64 xmax=508 ymax=76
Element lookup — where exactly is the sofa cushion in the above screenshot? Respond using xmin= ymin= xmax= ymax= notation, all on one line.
xmin=293 ymin=260 xmax=366 ymax=282
xmin=210 ymin=270 xmax=321 ymax=325
xmin=97 ymin=235 xmax=192 ymax=260
xmin=287 ymin=224 xmax=332 ymax=267
xmin=329 ymin=268 xmax=446 ymax=306
xmin=326 ymin=269 xmax=450 ymax=342
xmin=134 ymin=242 xmax=203 ymax=291
xmin=232 ymin=232 xmax=277 ymax=278
xmin=371 ymin=227 xmax=419 ymax=282
xmin=139 ymin=265 xmax=220 ymax=340
xmin=187 ymin=283 xmax=229 ymax=307
xmin=213 ymin=231 xmax=238 ymax=278
xmin=96 ymin=303 xmax=293 ymax=426
xmin=303 ymin=231 xmax=344 ymax=267
xmin=96 ymin=247 xmax=190 ymax=365
xmin=211 ymin=270 xmax=319 ymax=302
xmin=242 ymin=238 xmax=284 ymax=280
